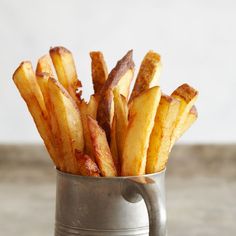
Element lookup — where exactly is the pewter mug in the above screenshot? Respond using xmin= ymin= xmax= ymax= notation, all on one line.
xmin=55 ymin=169 xmax=167 ymax=236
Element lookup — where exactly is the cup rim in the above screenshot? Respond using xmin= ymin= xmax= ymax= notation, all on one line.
xmin=56 ymin=167 xmax=166 ymax=179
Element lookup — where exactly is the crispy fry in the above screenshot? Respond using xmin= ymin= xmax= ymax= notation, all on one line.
xmin=75 ymin=150 xmax=100 ymax=177
xmin=121 ymin=86 xmax=161 ymax=176
xmin=177 ymin=105 xmax=198 ymax=140
xmin=36 ymin=54 xmax=54 ymax=76
xmin=170 ymin=83 xmax=198 ymax=147
xmin=87 ymin=116 xmax=117 ymax=177
xmin=146 ymin=95 xmax=180 ymax=173
xmin=129 ymin=51 xmax=161 ymax=102
xmin=13 ymin=62 xmax=60 ymax=168
xmin=49 ymin=46 xmax=82 ymax=102
xmin=110 ymin=118 xmax=120 ymax=174
xmin=116 ymin=68 xmax=134 ymax=99
xmin=79 ymin=95 xmax=98 ymax=159
xmin=97 ymin=50 xmax=134 ymax=142
xmin=90 ymin=51 xmax=108 ymax=94
xmin=47 ymin=78 xmax=84 ymax=174
xmin=96 ymin=89 xmax=114 ymax=143
xmin=113 ymin=88 xmax=128 ymax=164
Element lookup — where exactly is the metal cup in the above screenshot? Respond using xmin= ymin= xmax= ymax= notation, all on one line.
xmin=55 ymin=169 xmax=167 ymax=236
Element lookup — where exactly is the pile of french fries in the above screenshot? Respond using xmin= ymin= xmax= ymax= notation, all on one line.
xmin=13 ymin=47 xmax=198 ymax=177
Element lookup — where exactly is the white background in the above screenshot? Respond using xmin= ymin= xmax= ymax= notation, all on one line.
xmin=0 ymin=0 xmax=235 ymax=143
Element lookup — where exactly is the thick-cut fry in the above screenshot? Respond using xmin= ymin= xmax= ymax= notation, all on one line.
xmin=170 ymin=83 xmax=198 ymax=147
xmin=36 ymin=54 xmax=54 ymax=76
xmin=13 ymin=62 xmax=60 ymax=168
xmin=87 ymin=116 xmax=117 ymax=177
xmin=47 ymin=78 xmax=84 ymax=174
xmin=79 ymin=95 xmax=98 ymax=159
xmin=121 ymin=86 xmax=161 ymax=176
xmin=177 ymin=105 xmax=198 ymax=140
xmin=97 ymin=50 xmax=134 ymax=142
xmin=49 ymin=46 xmax=82 ymax=102
xmin=129 ymin=51 xmax=161 ymax=102
xmin=113 ymin=88 xmax=128 ymax=164
xmin=90 ymin=51 xmax=108 ymax=94
xmin=146 ymin=95 xmax=180 ymax=173
xmin=75 ymin=150 xmax=100 ymax=177
xmin=110 ymin=118 xmax=120 ymax=174
xmin=116 ymin=68 xmax=134 ymax=99
xmin=96 ymin=89 xmax=114 ymax=143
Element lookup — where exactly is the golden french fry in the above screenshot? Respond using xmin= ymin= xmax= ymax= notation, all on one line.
xmin=13 ymin=62 xmax=60 ymax=168
xmin=110 ymin=118 xmax=120 ymax=174
xmin=90 ymin=51 xmax=108 ymax=94
xmin=36 ymin=73 xmax=51 ymax=113
xmin=146 ymin=95 xmax=180 ymax=173
xmin=36 ymin=54 xmax=54 ymax=76
xmin=47 ymin=77 xmax=84 ymax=174
xmin=79 ymin=95 xmax=98 ymax=159
xmin=49 ymin=46 xmax=82 ymax=102
xmin=177 ymin=105 xmax=198 ymax=140
xmin=116 ymin=68 xmax=134 ymax=99
xmin=113 ymin=88 xmax=128 ymax=164
xmin=87 ymin=116 xmax=117 ymax=177
xmin=97 ymin=50 xmax=134 ymax=142
xmin=75 ymin=150 xmax=100 ymax=177
xmin=121 ymin=86 xmax=161 ymax=176
xmin=96 ymin=89 xmax=114 ymax=143
xmin=170 ymin=83 xmax=198 ymax=147
xmin=129 ymin=51 xmax=161 ymax=102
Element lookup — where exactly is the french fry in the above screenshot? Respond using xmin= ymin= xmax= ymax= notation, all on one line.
xmin=36 ymin=73 xmax=51 ymax=113
xmin=96 ymin=89 xmax=114 ymax=143
xmin=75 ymin=150 xmax=100 ymax=177
xmin=13 ymin=62 xmax=60 ymax=168
xmin=146 ymin=95 xmax=180 ymax=173
xmin=90 ymin=51 xmax=108 ymax=94
xmin=129 ymin=51 xmax=161 ymax=102
xmin=113 ymin=88 xmax=128 ymax=164
xmin=110 ymin=118 xmax=120 ymax=174
xmin=49 ymin=46 xmax=82 ymax=102
xmin=121 ymin=86 xmax=161 ymax=176
xmin=97 ymin=50 xmax=134 ymax=142
xmin=177 ymin=105 xmax=198 ymax=140
xmin=170 ymin=83 xmax=198 ymax=147
xmin=36 ymin=54 xmax=54 ymax=76
xmin=47 ymin=77 xmax=84 ymax=174
xmin=116 ymin=67 xmax=134 ymax=99
xmin=87 ymin=116 xmax=117 ymax=177
xmin=79 ymin=95 xmax=98 ymax=159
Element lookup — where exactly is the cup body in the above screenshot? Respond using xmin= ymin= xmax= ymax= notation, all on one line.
xmin=55 ymin=169 xmax=166 ymax=236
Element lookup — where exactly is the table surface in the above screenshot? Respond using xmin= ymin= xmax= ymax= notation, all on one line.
xmin=0 ymin=144 xmax=235 ymax=236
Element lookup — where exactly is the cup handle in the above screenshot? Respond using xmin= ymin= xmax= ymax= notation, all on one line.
xmin=122 ymin=177 xmax=167 ymax=236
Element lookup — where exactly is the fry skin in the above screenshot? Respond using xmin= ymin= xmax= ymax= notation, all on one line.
xmin=170 ymin=83 xmax=198 ymax=147
xmin=87 ymin=116 xmax=117 ymax=177
xmin=122 ymin=86 xmax=161 ymax=176
xmin=146 ymin=95 xmax=180 ymax=173
xmin=49 ymin=46 xmax=82 ymax=102
xmin=90 ymin=51 xmax=108 ymax=94
xmin=129 ymin=51 xmax=161 ymax=102
xmin=75 ymin=150 xmax=100 ymax=177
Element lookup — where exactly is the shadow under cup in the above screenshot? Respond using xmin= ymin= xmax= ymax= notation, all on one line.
xmin=55 ymin=169 xmax=167 ymax=236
